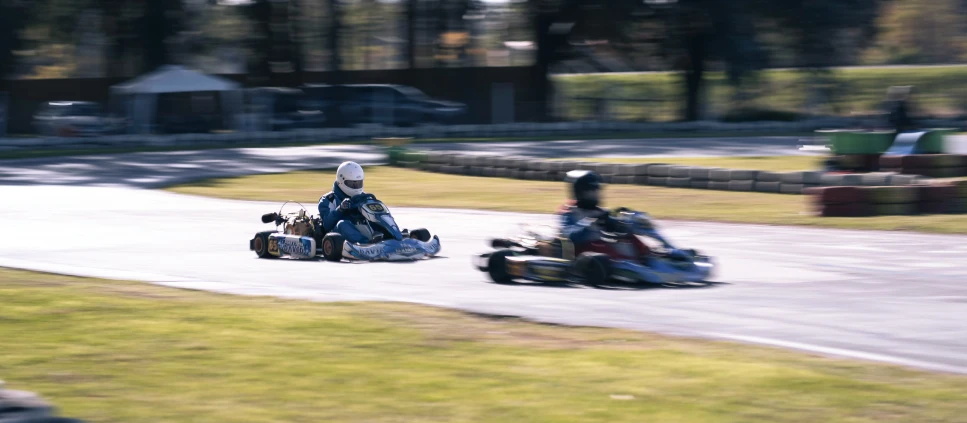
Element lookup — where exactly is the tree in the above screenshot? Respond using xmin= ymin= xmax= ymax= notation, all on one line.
xmin=246 ymin=0 xmax=273 ymax=80
xmin=757 ymin=0 xmax=881 ymax=68
xmin=755 ymin=0 xmax=881 ymax=114
xmin=865 ymin=0 xmax=967 ymax=65
xmin=406 ymin=0 xmax=417 ymax=68
xmin=141 ymin=0 xmax=184 ymax=72
xmin=528 ymin=0 xmax=768 ymax=121
xmin=0 ymin=0 xmax=27 ymax=79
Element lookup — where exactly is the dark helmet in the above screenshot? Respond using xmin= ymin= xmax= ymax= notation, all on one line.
xmin=565 ymin=170 xmax=602 ymax=209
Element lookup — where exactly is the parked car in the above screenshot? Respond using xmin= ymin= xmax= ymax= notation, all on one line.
xmin=33 ymin=101 xmax=127 ymax=137
xmin=303 ymin=84 xmax=466 ymax=127
xmin=246 ymin=87 xmax=326 ymax=131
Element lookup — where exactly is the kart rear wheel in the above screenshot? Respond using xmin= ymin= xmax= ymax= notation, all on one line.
xmin=575 ymin=252 xmax=610 ymax=287
xmin=252 ymin=231 xmax=277 ymax=259
xmin=487 ymin=249 xmax=516 ymax=284
xmin=321 ymin=233 xmax=345 ymax=262
xmin=409 ymin=228 xmax=432 ymax=242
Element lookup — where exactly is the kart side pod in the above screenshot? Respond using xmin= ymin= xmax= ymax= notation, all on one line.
xmin=251 ymin=232 xmax=317 ymax=259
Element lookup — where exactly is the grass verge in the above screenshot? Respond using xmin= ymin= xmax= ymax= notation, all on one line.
xmin=167 ymin=167 xmax=967 ymax=234
xmin=3 ymin=267 xmax=967 ymax=423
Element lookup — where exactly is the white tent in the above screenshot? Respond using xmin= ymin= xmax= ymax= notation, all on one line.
xmin=110 ymin=65 xmax=242 ymax=134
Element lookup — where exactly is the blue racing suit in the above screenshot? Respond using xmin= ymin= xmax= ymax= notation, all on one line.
xmin=318 ymin=183 xmax=369 ymax=244
xmin=559 ymin=205 xmax=609 ymax=244
xmin=559 ymin=204 xmax=677 ymax=257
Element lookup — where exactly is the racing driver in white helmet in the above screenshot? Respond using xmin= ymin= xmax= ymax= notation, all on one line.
xmin=318 ymin=161 xmax=372 ymax=244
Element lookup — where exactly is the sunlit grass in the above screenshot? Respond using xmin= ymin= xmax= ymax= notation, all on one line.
xmin=3 ymin=267 xmax=967 ymax=423
xmin=167 ymin=167 xmax=967 ymax=234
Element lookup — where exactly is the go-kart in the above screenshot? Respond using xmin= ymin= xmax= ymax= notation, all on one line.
xmin=474 ymin=208 xmax=714 ymax=286
xmin=250 ymin=194 xmax=441 ymax=262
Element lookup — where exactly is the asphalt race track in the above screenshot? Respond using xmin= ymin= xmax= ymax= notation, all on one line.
xmin=2 ymin=140 xmax=967 ymax=374
xmin=0 ymin=136 xmax=813 ymax=187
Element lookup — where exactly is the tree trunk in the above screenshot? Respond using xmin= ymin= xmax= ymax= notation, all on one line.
xmin=142 ymin=0 xmax=170 ymax=72
xmin=682 ymin=33 xmax=705 ymax=121
xmin=250 ymin=0 xmax=272 ymax=82
xmin=532 ymin=2 xmax=557 ymax=122
xmin=327 ymin=0 xmax=342 ymax=78
xmin=289 ymin=0 xmax=305 ymax=83
xmin=406 ymin=0 xmax=417 ymax=68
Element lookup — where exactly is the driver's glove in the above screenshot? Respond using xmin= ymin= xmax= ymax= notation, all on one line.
xmin=668 ymin=249 xmax=688 ymax=260
xmin=338 ymin=198 xmax=352 ymax=212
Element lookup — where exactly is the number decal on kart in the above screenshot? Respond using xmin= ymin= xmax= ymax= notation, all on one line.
xmin=366 ymin=204 xmax=385 ymax=213
xmin=268 ymin=238 xmax=280 ymax=255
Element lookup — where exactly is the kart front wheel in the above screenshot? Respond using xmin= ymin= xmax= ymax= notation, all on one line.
xmin=409 ymin=228 xmax=432 ymax=242
xmin=487 ymin=249 xmax=516 ymax=284
xmin=321 ymin=233 xmax=345 ymax=262
xmin=575 ymin=252 xmax=610 ymax=287
xmin=252 ymin=231 xmax=278 ymax=259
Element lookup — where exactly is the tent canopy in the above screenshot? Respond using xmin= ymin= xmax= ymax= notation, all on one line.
xmin=109 ymin=66 xmax=242 ymax=133
xmin=111 ymin=65 xmax=240 ymax=95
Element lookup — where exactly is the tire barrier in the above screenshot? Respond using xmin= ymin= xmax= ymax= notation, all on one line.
xmin=755 ymin=181 xmax=781 ymax=193
xmin=668 ymin=166 xmax=692 ymax=178
xmin=835 ymin=154 xmax=882 ymax=172
xmin=728 ymin=180 xmax=755 ymax=192
xmin=807 ymin=181 xmax=967 ymax=217
xmin=878 ymin=154 xmax=967 ymax=178
xmin=396 ymin=151 xmax=938 ymax=197
xmin=807 ymin=186 xmax=871 ymax=217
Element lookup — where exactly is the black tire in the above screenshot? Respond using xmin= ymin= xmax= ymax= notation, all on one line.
xmin=575 ymin=252 xmax=610 ymax=287
xmin=487 ymin=249 xmax=516 ymax=284
xmin=409 ymin=228 xmax=432 ymax=242
xmin=252 ymin=231 xmax=277 ymax=259
xmin=321 ymin=233 xmax=345 ymax=262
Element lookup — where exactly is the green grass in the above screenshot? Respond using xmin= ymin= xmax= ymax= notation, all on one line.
xmin=167 ymin=166 xmax=967 ymax=234
xmin=3 ymin=267 xmax=967 ymax=423
xmin=557 ymin=156 xmax=823 ymax=172
xmin=554 ymin=66 xmax=967 ymax=121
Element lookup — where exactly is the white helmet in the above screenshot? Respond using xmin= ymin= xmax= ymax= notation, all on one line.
xmin=336 ymin=161 xmax=365 ymax=197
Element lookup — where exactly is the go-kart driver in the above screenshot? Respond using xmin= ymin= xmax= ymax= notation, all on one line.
xmin=559 ymin=170 xmax=676 ymax=258
xmin=318 ymin=161 xmax=372 ymax=244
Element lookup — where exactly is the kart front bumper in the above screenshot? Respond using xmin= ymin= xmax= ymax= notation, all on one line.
xmin=343 ymin=236 xmax=442 ymax=261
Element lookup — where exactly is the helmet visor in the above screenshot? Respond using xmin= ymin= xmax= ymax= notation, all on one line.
xmin=344 ymin=179 xmax=364 ymax=190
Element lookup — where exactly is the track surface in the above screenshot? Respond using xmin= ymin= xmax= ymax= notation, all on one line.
xmin=0 ymin=136 xmax=813 ymax=188
xmin=1 ymin=140 xmax=966 ymax=373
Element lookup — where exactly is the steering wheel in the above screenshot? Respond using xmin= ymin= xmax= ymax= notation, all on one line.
xmin=596 ymin=214 xmax=630 ymax=237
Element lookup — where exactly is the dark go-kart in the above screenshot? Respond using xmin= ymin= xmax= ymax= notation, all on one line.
xmin=250 ymin=194 xmax=441 ymax=262
xmin=474 ymin=208 xmax=714 ymax=286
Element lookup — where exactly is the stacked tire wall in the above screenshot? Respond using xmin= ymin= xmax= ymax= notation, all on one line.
xmin=391 ymin=151 xmax=929 ymax=195
xmin=878 ymin=154 xmax=967 ymax=178
xmin=808 ymin=180 xmax=967 ymax=217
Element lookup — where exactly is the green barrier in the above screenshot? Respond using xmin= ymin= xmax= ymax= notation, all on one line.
xmin=402 ymin=151 xmax=429 ymax=163
xmin=385 ymin=146 xmax=407 ymax=165
xmin=820 ymin=130 xmax=895 ymax=155
xmin=917 ymin=128 xmax=957 ymax=154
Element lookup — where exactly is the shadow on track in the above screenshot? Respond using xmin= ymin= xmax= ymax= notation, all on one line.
xmin=489 ymin=279 xmax=729 ymax=291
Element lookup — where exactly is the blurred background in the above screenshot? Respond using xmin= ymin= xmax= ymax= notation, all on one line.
xmin=2 ymin=0 xmax=967 ymax=137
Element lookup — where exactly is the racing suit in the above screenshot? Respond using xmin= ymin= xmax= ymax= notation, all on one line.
xmin=318 ymin=182 xmax=368 ymax=244
xmin=559 ymin=203 xmax=677 ymax=260
xmin=559 ymin=203 xmax=611 ymax=245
